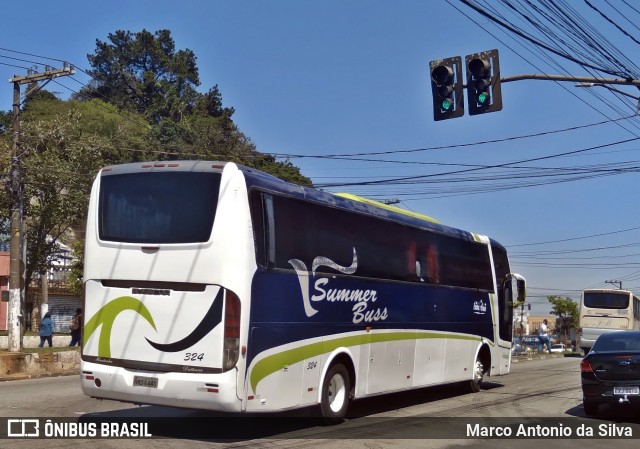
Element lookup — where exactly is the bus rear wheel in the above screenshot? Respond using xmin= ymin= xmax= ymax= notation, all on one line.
xmin=469 ymin=358 xmax=484 ymax=393
xmin=320 ymin=363 xmax=351 ymax=424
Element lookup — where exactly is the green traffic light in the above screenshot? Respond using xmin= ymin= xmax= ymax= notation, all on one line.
xmin=440 ymin=98 xmax=453 ymax=111
xmin=477 ymin=92 xmax=489 ymax=105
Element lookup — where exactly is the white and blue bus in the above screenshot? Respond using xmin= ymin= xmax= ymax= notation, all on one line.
xmin=80 ymin=161 xmax=525 ymax=421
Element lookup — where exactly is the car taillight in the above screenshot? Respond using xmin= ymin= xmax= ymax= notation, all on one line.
xmin=580 ymin=359 xmax=593 ymax=373
xmin=223 ymin=290 xmax=241 ymax=372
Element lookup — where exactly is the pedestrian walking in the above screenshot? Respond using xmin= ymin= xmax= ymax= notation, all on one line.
xmin=537 ymin=319 xmax=552 ymax=353
xmin=39 ymin=312 xmax=54 ymax=348
xmin=69 ymin=308 xmax=82 ymax=347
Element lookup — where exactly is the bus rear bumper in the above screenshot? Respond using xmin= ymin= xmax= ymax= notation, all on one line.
xmin=80 ymin=361 xmax=242 ymax=412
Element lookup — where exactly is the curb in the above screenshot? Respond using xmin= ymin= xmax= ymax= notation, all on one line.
xmin=0 ymin=370 xmax=79 ymax=382
xmin=511 ymin=353 xmax=578 ymax=363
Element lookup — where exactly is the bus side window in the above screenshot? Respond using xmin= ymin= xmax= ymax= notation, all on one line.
xmin=263 ymin=194 xmax=276 ymax=268
xmin=407 ymin=240 xmax=418 ymax=281
xmin=425 ymin=243 xmax=440 ymax=284
xmin=249 ymin=191 xmax=268 ymax=268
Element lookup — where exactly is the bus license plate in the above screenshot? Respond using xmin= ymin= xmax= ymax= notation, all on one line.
xmin=613 ymin=386 xmax=639 ymax=395
xmin=133 ymin=376 xmax=158 ymax=388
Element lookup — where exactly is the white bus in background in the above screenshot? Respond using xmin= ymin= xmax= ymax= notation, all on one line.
xmin=80 ymin=161 xmax=525 ymax=422
xmin=577 ymin=289 xmax=640 ymax=354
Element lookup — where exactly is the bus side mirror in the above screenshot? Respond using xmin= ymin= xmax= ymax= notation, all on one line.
xmin=516 ymin=278 xmax=526 ymax=303
xmin=506 ymin=273 xmax=526 ymax=305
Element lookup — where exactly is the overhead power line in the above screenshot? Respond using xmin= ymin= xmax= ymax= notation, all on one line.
xmin=274 ymin=115 xmax=637 ymax=159
xmin=458 ymin=0 xmax=634 ymax=78
xmin=315 ymin=136 xmax=640 ymax=188
xmin=508 ymin=225 xmax=640 ymax=247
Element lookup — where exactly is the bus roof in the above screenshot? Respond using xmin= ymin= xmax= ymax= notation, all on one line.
xmin=96 ymin=160 xmax=502 ymax=247
xmin=334 ymin=193 xmax=440 ymax=224
xmin=239 ymin=164 xmax=488 ymax=245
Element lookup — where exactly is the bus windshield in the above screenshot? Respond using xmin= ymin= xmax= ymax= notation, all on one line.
xmin=98 ymin=171 xmax=221 ymax=244
xmin=583 ymin=291 xmax=629 ymax=309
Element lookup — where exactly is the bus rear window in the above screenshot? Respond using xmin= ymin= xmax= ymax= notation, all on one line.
xmin=99 ymin=172 xmax=221 ymax=244
xmin=584 ymin=292 xmax=629 ymax=309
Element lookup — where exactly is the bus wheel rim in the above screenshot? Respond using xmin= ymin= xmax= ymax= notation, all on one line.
xmin=328 ymin=373 xmax=346 ymax=413
xmin=473 ymin=360 xmax=484 ymax=383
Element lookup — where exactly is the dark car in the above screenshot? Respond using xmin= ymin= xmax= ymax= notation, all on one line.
xmin=580 ymin=330 xmax=640 ymax=415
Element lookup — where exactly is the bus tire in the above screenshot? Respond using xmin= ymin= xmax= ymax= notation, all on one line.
xmin=469 ymin=357 xmax=484 ymax=393
xmin=320 ymin=363 xmax=351 ymax=424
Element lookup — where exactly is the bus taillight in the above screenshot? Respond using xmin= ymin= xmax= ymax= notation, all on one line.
xmin=223 ymin=290 xmax=241 ymax=371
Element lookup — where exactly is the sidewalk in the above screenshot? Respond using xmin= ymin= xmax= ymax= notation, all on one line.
xmin=1 ymin=335 xmax=74 ymax=349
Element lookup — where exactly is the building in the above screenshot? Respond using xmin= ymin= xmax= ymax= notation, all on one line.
xmin=0 ymin=243 xmax=80 ymax=333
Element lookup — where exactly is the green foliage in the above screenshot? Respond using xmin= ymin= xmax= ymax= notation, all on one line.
xmin=547 ymin=295 xmax=579 ymax=327
xmin=248 ymin=156 xmax=313 ymax=187
xmin=77 ymin=29 xmax=234 ymax=124
xmin=67 ymin=239 xmax=84 ymax=297
xmin=0 ymin=109 xmax=12 ymax=134
xmin=75 ymin=28 xmax=311 ymax=185
xmin=16 ymin=96 xmax=153 ymax=291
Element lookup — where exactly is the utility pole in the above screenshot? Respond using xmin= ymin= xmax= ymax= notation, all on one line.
xmin=605 ymin=280 xmax=623 ymax=290
xmin=6 ymin=64 xmax=75 ymax=352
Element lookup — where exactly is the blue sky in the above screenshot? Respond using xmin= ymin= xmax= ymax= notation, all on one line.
xmin=2 ymin=0 xmax=640 ymax=313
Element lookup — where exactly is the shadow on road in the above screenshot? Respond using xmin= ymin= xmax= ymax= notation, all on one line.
xmin=567 ymin=402 xmax=640 ymax=423
xmin=79 ymin=380 xmax=503 ymax=442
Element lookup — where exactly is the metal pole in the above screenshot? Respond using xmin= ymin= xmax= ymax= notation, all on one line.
xmin=501 ymin=73 xmax=640 ymax=86
xmin=605 ymin=280 xmax=622 ymax=290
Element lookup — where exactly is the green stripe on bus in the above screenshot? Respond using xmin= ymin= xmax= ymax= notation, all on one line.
xmin=84 ymin=296 xmax=157 ymax=358
xmin=249 ymin=332 xmax=481 ymax=393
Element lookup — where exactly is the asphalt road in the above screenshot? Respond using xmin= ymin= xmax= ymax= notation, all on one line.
xmin=1 ymin=356 xmax=639 ymax=448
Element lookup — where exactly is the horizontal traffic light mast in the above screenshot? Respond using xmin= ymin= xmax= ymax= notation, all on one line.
xmin=500 ymin=73 xmax=640 ymax=87
xmin=430 ymin=49 xmax=640 ymax=121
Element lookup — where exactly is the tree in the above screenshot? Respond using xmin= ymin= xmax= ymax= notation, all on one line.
xmin=17 ymin=97 xmax=152 ymax=312
xmin=75 ymin=28 xmax=311 ymax=186
xmin=77 ymin=29 xmax=233 ymax=124
xmin=0 ymin=109 xmax=11 ymax=135
xmin=547 ymin=296 xmax=579 ymax=343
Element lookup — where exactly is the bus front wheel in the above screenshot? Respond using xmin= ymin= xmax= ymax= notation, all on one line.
xmin=320 ymin=363 xmax=351 ymax=424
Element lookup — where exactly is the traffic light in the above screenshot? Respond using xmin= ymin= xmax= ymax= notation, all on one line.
xmin=465 ymin=49 xmax=502 ymax=115
xmin=429 ymin=56 xmax=464 ymax=121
